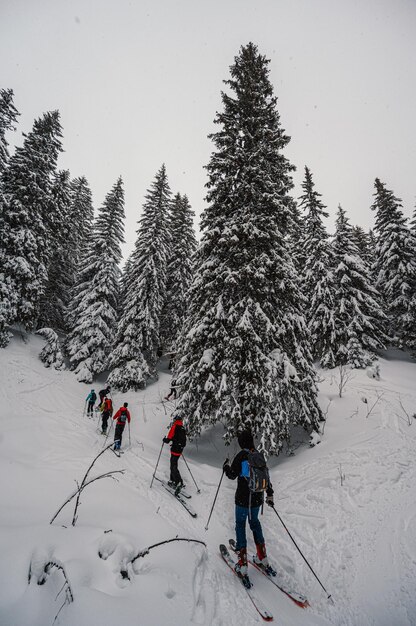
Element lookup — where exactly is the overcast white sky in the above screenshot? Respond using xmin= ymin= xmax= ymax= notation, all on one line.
xmin=1 ymin=0 xmax=415 ymax=258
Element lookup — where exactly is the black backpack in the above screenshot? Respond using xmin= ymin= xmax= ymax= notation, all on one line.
xmin=173 ymin=424 xmax=187 ymax=452
xmin=241 ymin=449 xmax=270 ymax=493
xmin=119 ymin=408 xmax=127 ymax=423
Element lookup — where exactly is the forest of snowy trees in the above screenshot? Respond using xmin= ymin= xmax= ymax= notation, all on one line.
xmin=1 ymin=43 xmax=415 ymax=453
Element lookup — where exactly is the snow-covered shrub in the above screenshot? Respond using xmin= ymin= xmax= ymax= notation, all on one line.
xmin=309 ymin=431 xmax=322 ymax=447
xmin=36 ymin=327 xmax=65 ymax=370
xmin=366 ymin=364 xmax=381 ymax=380
xmin=0 ymin=329 xmax=12 ymax=348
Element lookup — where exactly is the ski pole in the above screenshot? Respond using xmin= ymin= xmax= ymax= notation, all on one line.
xmin=271 ymin=506 xmax=333 ymax=602
xmin=181 ymin=454 xmax=201 ymax=493
xmin=150 ymin=441 xmax=165 ymax=489
xmin=83 ymin=401 xmax=87 ymax=417
xmin=128 ymin=421 xmax=131 ymax=447
xmin=205 ymin=467 xmax=225 ymax=531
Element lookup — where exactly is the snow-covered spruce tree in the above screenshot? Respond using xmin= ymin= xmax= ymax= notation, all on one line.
xmin=298 ymin=166 xmax=336 ymax=368
xmin=119 ymin=253 xmax=133 ymax=305
xmin=64 ymin=176 xmax=95 ymax=332
xmin=288 ymin=202 xmax=306 ymax=274
xmin=411 ymin=203 xmax=416 ymax=234
xmin=0 ymin=111 xmax=63 ymax=345
xmin=331 ymin=205 xmax=387 ymax=367
xmin=371 ymin=179 xmax=416 ymax=349
xmin=66 ymin=177 xmax=125 ymax=383
xmin=160 ymin=193 xmax=197 ymax=354
xmin=0 ymin=89 xmax=19 ymax=346
xmin=352 ymin=226 xmax=375 ymax=269
xmin=68 ymin=176 xmax=94 ymax=261
xmin=174 ymin=43 xmax=322 ymax=454
xmin=0 ymin=88 xmax=19 ymax=175
xmin=108 ymin=165 xmax=171 ymax=390
xmin=39 ymin=170 xmax=73 ymax=330
xmin=36 ymin=327 xmax=65 ymax=370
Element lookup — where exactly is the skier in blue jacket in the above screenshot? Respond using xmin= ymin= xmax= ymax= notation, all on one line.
xmin=86 ymin=390 xmax=97 ymax=416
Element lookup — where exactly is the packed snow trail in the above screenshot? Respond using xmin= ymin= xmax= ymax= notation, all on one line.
xmin=0 ymin=334 xmax=415 ymax=625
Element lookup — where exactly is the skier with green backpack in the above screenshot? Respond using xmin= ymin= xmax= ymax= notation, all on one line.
xmin=223 ymin=430 xmax=274 ymax=578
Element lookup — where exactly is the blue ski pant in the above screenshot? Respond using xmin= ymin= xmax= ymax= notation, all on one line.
xmin=235 ymin=505 xmax=264 ymax=551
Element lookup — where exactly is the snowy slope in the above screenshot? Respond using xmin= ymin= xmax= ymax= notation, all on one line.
xmin=0 ymin=333 xmax=416 ymax=626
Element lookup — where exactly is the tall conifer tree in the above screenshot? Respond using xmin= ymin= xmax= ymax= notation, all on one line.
xmin=287 ymin=201 xmax=305 ymax=273
xmin=0 ymin=88 xmax=19 ymax=175
xmin=371 ymin=179 xmax=416 ymax=348
xmin=66 ymin=178 xmax=125 ymax=382
xmin=108 ymin=165 xmax=171 ymax=390
xmin=68 ymin=176 xmax=94 ymax=264
xmin=160 ymin=193 xmax=197 ymax=354
xmin=331 ymin=205 xmax=387 ymax=366
xmin=39 ymin=169 xmax=72 ymax=330
xmin=65 ymin=176 xmax=95 ymax=331
xmin=174 ymin=43 xmax=321 ymax=453
xmin=299 ymin=166 xmax=336 ymax=367
xmin=352 ymin=226 xmax=374 ymax=269
xmin=0 ymin=111 xmax=63 ymax=344
xmin=411 ymin=204 xmax=416 ymax=233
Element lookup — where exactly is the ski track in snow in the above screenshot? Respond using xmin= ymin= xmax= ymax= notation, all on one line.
xmin=1 ymin=335 xmax=416 ymax=625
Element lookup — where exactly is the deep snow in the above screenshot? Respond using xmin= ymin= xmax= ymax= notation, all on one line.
xmin=1 ymin=332 xmax=416 ymax=626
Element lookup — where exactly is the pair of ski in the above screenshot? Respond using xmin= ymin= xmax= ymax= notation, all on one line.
xmin=153 ymin=476 xmax=197 ymax=518
xmin=220 ymin=541 xmax=308 ymax=622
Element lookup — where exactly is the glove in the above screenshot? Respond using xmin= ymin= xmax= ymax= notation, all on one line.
xmin=266 ymin=494 xmax=274 ymax=507
xmin=222 ymin=459 xmax=230 ymax=472
xmin=163 ymin=437 xmax=170 ymax=444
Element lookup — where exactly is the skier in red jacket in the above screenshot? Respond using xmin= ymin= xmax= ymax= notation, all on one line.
xmin=163 ymin=416 xmax=187 ymax=493
xmin=113 ymin=402 xmax=131 ymax=451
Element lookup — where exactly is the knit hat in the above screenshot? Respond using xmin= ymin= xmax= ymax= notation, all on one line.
xmin=237 ymin=430 xmax=254 ymax=450
xmin=123 ymin=402 xmax=128 ymax=407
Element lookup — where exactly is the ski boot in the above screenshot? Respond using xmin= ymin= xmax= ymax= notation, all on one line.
xmin=253 ymin=543 xmax=276 ymax=576
xmin=174 ymin=481 xmax=184 ymax=496
xmin=235 ymin=547 xmax=252 ymax=588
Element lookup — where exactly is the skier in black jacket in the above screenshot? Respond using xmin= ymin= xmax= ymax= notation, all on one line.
xmin=98 ymin=386 xmax=111 ymax=408
xmin=223 ymin=430 xmax=274 ymax=576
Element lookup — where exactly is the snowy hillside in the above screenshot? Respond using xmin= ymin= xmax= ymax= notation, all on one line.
xmin=1 ymin=333 xmax=416 ymax=626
